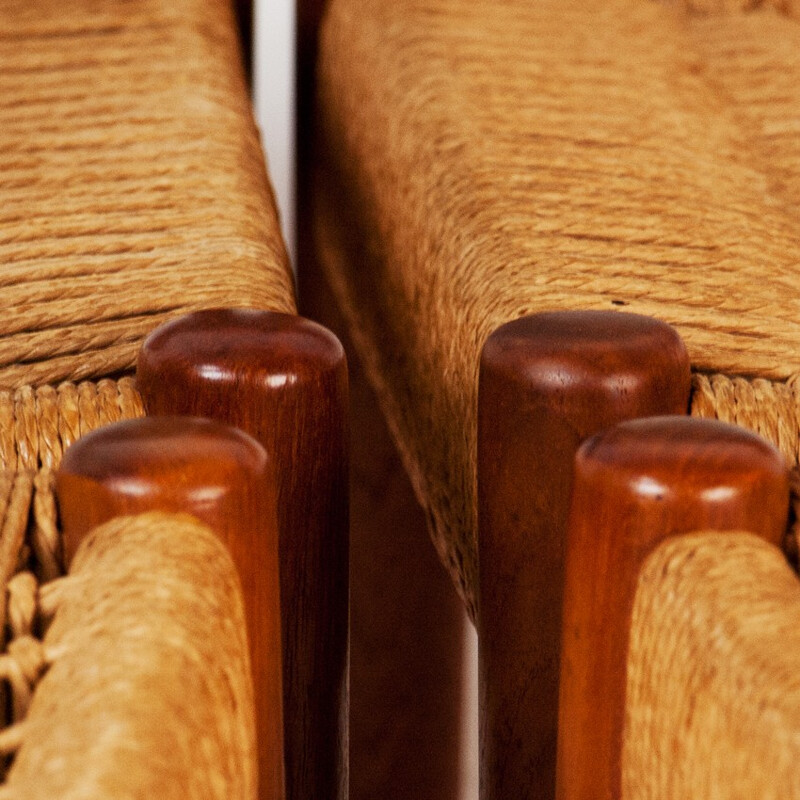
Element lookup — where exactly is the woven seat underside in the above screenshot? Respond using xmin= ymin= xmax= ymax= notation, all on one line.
xmin=316 ymin=0 xmax=800 ymax=613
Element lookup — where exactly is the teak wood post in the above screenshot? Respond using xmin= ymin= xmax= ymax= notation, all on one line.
xmin=137 ymin=308 xmax=349 ymax=800
xmin=55 ymin=416 xmax=284 ymax=800
xmin=557 ymin=416 xmax=790 ymax=800
xmin=477 ymin=311 xmax=691 ymax=800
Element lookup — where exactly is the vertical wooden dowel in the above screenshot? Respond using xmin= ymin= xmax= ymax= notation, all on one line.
xmin=557 ymin=416 xmax=789 ymax=800
xmin=478 ymin=311 xmax=691 ymax=800
xmin=299 ymin=247 xmax=466 ymax=800
xmin=137 ymin=309 xmax=349 ymax=800
xmin=56 ymin=416 xmax=284 ymax=800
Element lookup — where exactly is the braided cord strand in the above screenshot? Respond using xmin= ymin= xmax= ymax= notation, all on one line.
xmin=0 ymin=378 xmax=144 ymax=773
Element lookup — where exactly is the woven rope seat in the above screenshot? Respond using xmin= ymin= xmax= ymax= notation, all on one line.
xmin=0 ymin=0 xmax=298 ymax=795
xmin=0 ymin=0 xmax=295 ymax=389
xmin=315 ymin=0 xmax=800 ymax=617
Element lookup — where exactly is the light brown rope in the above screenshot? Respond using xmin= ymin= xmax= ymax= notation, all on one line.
xmin=14 ymin=379 xmax=142 ymax=579
xmin=316 ymin=0 xmax=800 ymax=614
xmin=0 ymin=377 xmax=268 ymax=795
xmin=0 ymin=2 xmax=288 ymax=787
xmin=0 ymin=377 xmax=143 ymax=474
xmin=0 ymin=377 xmax=145 ymax=652
xmin=689 ymin=373 xmax=800 ymax=560
xmin=690 ymin=373 xmax=800 ymax=466
xmin=0 ymin=0 xmax=296 ymax=390
xmin=624 ymin=532 xmax=800 ymax=798
xmin=0 ymin=512 xmax=256 ymax=800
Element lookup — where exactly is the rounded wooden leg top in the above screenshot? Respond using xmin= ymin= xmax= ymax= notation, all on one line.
xmin=137 ymin=308 xmax=348 ymax=800
xmin=136 ymin=309 xmax=345 ymax=440
xmin=478 ymin=311 xmax=691 ymax=800
xmin=557 ymin=416 xmax=790 ymax=800
xmin=56 ymin=415 xmax=284 ymax=800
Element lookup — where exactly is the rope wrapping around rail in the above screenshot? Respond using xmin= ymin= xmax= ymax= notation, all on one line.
xmin=624 ymin=532 xmax=800 ymax=798
xmin=0 ymin=513 xmax=256 ymax=798
xmin=0 ymin=381 xmax=262 ymax=794
xmin=0 ymin=376 xmax=145 ymax=782
xmin=0 ymin=377 xmax=141 ymax=769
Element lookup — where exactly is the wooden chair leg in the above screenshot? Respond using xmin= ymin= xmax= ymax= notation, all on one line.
xmin=477 ymin=311 xmax=691 ymax=800
xmin=557 ymin=416 xmax=789 ymax=800
xmin=300 ymin=253 xmax=467 ymax=800
xmin=349 ymin=358 xmax=465 ymax=800
xmin=55 ymin=416 xmax=284 ymax=800
xmin=136 ymin=309 xmax=349 ymax=800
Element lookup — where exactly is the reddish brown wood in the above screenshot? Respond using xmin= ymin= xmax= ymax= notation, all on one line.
xmin=478 ymin=311 xmax=691 ymax=800
xmin=56 ymin=416 xmax=284 ymax=800
xmin=557 ymin=416 xmax=790 ymax=800
xmin=349 ymin=334 xmax=465 ymax=800
xmin=137 ymin=309 xmax=348 ymax=800
xmin=299 ymin=237 xmax=466 ymax=800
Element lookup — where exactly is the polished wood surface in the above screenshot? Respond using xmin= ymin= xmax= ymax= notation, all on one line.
xmin=557 ymin=416 xmax=790 ymax=800
xmin=300 ymin=255 xmax=466 ymax=800
xmin=349 ymin=366 xmax=466 ymax=800
xmin=56 ymin=416 xmax=284 ymax=800
xmin=137 ymin=308 xmax=349 ymax=800
xmin=478 ymin=311 xmax=691 ymax=800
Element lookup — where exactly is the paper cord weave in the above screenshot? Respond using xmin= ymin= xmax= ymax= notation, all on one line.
xmin=316 ymin=0 xmax=800 ymax=614
xmin=0 ymin=0 xmax=296 ymax=390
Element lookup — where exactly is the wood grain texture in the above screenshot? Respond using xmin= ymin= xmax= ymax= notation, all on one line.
xmin=558 ymin=416 xmax=790 ymax=800
xmin=55 ymin=417 xmax=284 ymax=800
xmin=137 ymin=308 xmax=349 ymax=800
xmin=478 ymin=311 xmax=691 ymax=800
xmin=314 ymin=0 xmax=800 ymax=614
xmin=0 ymin=0 xmax=295 ymax=390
